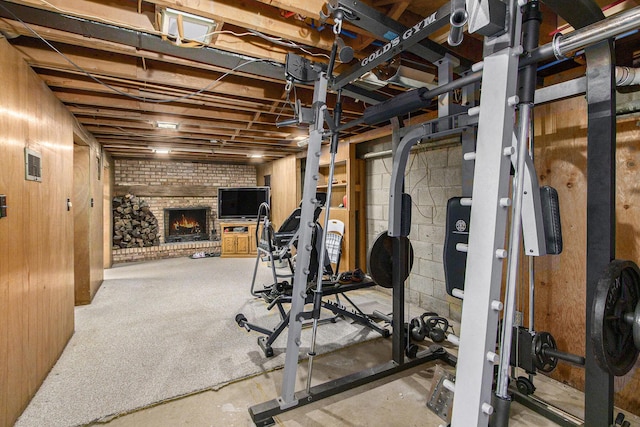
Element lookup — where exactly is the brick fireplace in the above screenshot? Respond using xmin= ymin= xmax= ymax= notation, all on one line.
xmin=112 ymin=159 xmax=257 ymax=263
xmin=164 ymin=207 xmax=210 ymax=243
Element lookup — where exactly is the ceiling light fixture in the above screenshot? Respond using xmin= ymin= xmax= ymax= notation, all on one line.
xmin=155 ymin=121 xmax=179 ymax=130
xmin=356 ymin=60 xmax=436 ymax=90
xmin=248 ymin=154 xmax=263 ymax=158
xmin=160 ymin=8 xmax=217 ymax=45
xmin=213 ymin=149 xmax=243 ymax=156
xmin=171 ymin=147 xmax=213 ymax=154
xmin=152 ymin=148 xmax=171 ymax=154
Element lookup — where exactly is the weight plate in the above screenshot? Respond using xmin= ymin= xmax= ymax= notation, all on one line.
xmin=367 ymin=231 xmax=414 ymax=289
xmin=633 ymin=301 xmax=640 ymax=351
xmin=533 ymin=331 xmax=558 ymax=373
xmin=591 ymin=259 xmax=640 ymax=376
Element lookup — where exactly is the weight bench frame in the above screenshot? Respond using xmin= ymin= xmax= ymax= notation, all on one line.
xmin=239 ymin=279 xmax=390 ymax=357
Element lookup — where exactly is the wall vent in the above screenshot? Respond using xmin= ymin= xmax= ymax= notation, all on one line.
xmin=25 ymin=148 xmax=42 ymax=182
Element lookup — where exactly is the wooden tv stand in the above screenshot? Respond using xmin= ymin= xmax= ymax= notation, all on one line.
xmin=219 ymin=221 xmax=257 ymax=258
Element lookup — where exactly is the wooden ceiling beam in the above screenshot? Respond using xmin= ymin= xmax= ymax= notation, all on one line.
xmin=1 ymin=18 xmax=365 ymax=113
xmin=105 ymin=149 xmax=288 ymax=162
xmin=5 ymin=0 xmax=335 ymax=53
xmin=85 ymin=126 xmax=290 ymax=142
xmin=50 ymin=78 xmax=290 ymax=119
xmin=374 ymin=0 xmax=406 ymax=6
xmin=76 ymin=116 xmax=292 ymax=137
xmin=0 ymin=19 xmax=290 ymax=84
xmin=38 ymin=71 xmax=288 ymax=116
xmin=252 ymin=0 xmax=325 ymax=19
xmin=11 ymin=41 xmax=290 ymax=102
xmin=352 ymin=1 xmax=410 ymax=51
xmin=5 ymin=0 xmax=156 ymax=33
xmin=101 ymin=138 xmax=298 ymax=151
xmin=43 ymin=63 xmax=363 ymax=118
xmin=145 ymin=0 xmax=335 ymax=50
xmin=65 ymin=104 xmax=292 ymax=131
xmin=55 ymin=92 xmax=258 ymax=122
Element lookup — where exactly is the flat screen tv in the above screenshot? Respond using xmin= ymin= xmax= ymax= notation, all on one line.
xmin=217 ymin=186 xmax=270 ymax=220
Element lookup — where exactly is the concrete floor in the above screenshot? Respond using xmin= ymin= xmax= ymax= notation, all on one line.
xmin=90 ymin=337 xmax=640 ymax=427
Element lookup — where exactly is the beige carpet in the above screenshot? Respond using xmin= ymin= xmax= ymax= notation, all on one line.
xmin=16 ymin=257 xmax=390 ymax=427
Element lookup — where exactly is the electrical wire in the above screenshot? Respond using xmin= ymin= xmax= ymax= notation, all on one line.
xmin=0 ymin=2 xmax=283 ymax=104
xmin=113 ymin=127 xmax=180 ymax=139
xmin=246 ymin=29 xmax=330 ymax=59
xmin=36 ymin=0 xmax=162 ymax=35
xmin=33 ymin=0 xmax=330 ymax=59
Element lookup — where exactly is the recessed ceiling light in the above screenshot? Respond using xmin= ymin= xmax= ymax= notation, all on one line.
xmin=156 ymin=121 xmax=179 ymax=130
xmin=172 ymin=147 xmax=213 ymax=153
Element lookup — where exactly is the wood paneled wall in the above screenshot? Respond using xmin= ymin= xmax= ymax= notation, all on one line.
xmin=103 ymin=153 xmax=114 ymax=268
xmin=257 ymin=156 xmax=300 ymax=228
xmin=0 ymin=37 xmax=75 ymax=426
xmin=73 ymin=141 xmax=104 ymax=305
xmin=534 ymin=96 xmax=640 ymax=413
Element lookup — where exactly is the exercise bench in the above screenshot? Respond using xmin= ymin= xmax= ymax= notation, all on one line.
xmin=236 ymin=278 xmax=390 ymax=357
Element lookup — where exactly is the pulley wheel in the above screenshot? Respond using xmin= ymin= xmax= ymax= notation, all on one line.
xmin=532 ymin=331 xmax=558 ymax=373
xmin=591 ymin=259 xmax=640 ymax=376
xmin=367 ymin=231 xmax=414 ymax=289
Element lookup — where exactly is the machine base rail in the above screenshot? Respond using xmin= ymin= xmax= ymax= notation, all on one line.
xmin=249 ymin=346 xmax=456 ymax=427
xmin=511 ymin=389 xmax=583 ymax=427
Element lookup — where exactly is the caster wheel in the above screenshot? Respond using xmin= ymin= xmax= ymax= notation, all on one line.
xmin=235 ymin=313 xmax=247 ymax=327
xmin=516 ymin=376 xmax=536 ymax=396
xmin=405 ymin=344 xmax=419 ymax=359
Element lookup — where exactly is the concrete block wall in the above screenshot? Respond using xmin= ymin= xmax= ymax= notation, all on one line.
xmin=366 ymin=142 xmax=463 ymax=321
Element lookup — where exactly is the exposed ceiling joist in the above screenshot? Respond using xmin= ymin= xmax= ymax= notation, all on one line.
xmin=0 ymin=0 xmax=603 ymax=163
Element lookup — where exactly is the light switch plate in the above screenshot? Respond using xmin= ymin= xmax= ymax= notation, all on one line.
xmin=0 ymin=194 xmax=6 ymax=218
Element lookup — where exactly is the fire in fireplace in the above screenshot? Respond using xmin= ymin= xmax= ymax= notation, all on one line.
xmin=164 ymin=207 xmax=210 ymax=243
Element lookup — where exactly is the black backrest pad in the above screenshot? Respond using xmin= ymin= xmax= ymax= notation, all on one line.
xmin=540 ymin=186 xmax=563 ymax=255
xmin=444 ymin=197 xmax=470 ymax=297
xmin=401 ymin=193 xmax=412 ymax=237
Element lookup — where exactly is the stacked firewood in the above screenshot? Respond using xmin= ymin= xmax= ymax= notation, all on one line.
xmin=112 ymin=194 xmax=159 ymax=249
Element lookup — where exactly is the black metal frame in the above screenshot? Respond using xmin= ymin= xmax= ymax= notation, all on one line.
xmin=533 ymin=3 xmax=616 ymax=426
xmin=583 ymin=38 xmax=616 ymax=427
xmin=239 ymin=280 xmax=390 ymax=358
xmin=250 ymin=347 xmax=456 ymax=427
xmin=7 ymin=0 xmax=622 ymax=424
xmin=511 ymin=390 xmax=583 ymax=427
xmin=331 ymin=2 xmax=455 ymax=90
xmin=249 ymin=228 xmax=458 ymax=425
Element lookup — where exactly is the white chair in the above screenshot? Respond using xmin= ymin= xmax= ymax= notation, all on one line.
xmin=324 ymin=219 xmax=344 ymax=279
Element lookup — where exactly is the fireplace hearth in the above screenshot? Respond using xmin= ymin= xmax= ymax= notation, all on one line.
xmin=164 ymin=207 xmax=210 ymax=243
